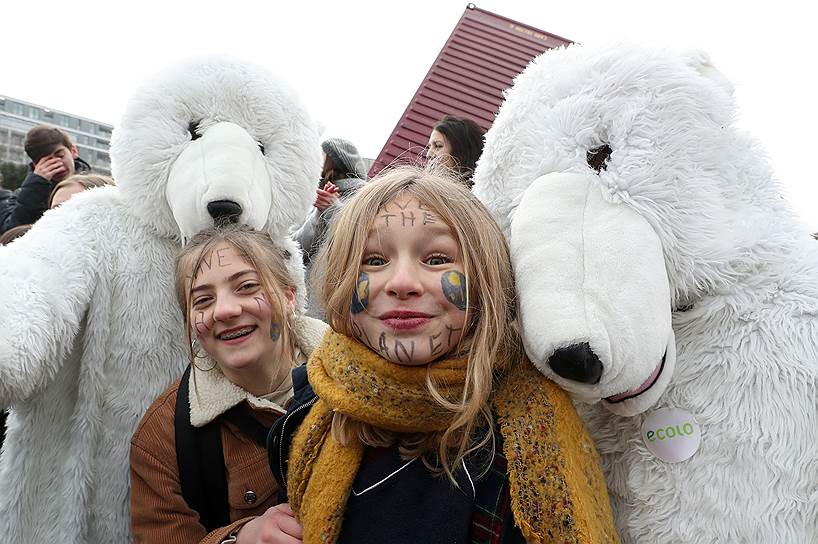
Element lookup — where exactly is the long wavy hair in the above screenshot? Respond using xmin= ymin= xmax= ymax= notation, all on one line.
xmin=312 ymin=165 xmax=523 ymax=480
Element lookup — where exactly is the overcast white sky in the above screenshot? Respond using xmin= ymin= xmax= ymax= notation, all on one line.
xmin=3 ymin=0 xmax=815 ymax=231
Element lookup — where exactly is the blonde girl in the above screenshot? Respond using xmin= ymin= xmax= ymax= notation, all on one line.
xmin=268 ymin=166 xmax=618 ymax=544
xmin=130 ymin=224 xmax=326 ymax=544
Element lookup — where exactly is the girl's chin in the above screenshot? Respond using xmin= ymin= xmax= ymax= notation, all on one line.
xmin=215 ymin=352 xmax=263 ymax=372
xmin=384 ymin=355 xmax=434 ymax=367
xmin=382 ymin=347 xmax=446 ymax=367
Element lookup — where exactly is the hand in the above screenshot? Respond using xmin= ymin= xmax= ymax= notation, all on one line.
xmin=33 ymin=157 xmax=66 ymax=182
xmin=314 ymin=187 xmax=340 ymax=212
xmin=235 ymin=503 xmax=303 ymax=544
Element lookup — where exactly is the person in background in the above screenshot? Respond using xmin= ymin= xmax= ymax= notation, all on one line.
xmin=0 ymin=125 xmax=91 ymax=234
xmin=130 ymin=224 xmax=327 ymax=544
xmin=425 ymin=115 xmax=485 ymax=188
xmin=48 ymin=174 xmax=115 ymax=209
xmin=293 ymin=138 xmax=367 ymax=319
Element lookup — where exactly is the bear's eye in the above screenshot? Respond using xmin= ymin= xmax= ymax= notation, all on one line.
xmin=257 ymin=141 xmax=265 ymax=155
xmin=188 ymin=121 xmax=202 ymax=141
xmin=587 ymin=144 xmax=612 ymax=173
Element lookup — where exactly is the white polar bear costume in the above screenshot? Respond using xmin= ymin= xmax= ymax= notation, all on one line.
xmin=474 ymin=43 xmax=818 ymax=543
xmin=0 ymin=58 xmax=320 ymax=542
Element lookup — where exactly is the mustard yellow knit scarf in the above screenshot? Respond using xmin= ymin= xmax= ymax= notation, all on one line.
xmin=288 ymin=330 xmax=619 ymax=544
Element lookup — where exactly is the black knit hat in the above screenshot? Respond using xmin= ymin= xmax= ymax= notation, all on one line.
xmin=321 ymin=138 xmax=367 ymax=180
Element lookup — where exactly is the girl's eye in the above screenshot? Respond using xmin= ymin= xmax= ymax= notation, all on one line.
xmin=188 ymin=121 xmax=201 ymax=141
xmin=192 ymin=296 xmax=212 ymax=308
xmin=363 ymin=255 xmax=387 ymax=266
xmin=425 ymin=254 xmax=452 ymax=266
xmin=239 ymin=282 xmax=260 ymax=292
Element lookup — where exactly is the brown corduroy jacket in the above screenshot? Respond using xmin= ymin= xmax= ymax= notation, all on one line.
xmin=130 ymin=378 xmax=284 ymax=544
xmin=130 ymin=316 xmax=328 ymax=544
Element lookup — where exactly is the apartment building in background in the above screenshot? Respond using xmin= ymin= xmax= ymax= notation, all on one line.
xmin=0 ymin=95 xmax=112 ymax=175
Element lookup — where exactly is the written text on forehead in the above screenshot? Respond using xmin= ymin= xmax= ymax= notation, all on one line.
xmin=372 ymin=201 xmax=446 ymax=231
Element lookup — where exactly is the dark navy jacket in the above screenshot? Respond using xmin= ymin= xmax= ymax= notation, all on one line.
xmin=266 ymin=365 xmax=526 ymax=544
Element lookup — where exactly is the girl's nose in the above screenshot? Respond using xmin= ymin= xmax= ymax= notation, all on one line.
xmin=385 ymin=260 xmax=423 ymax=299
xmin=213 ymin=295 xmax=242 ymax=321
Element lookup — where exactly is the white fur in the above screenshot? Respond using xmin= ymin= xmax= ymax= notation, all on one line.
xmin=0 ymin=58 xmax=320 ymax=542
xmin=474 ymin=43 xmax=818 ymax=542
xmin=166 ymin=121 xmax=273 ymax=242
xmin=511 ymin=172 xmax=675 ymax=414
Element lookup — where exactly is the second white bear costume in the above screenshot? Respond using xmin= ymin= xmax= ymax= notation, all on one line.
xmin=474 ymin=43 xmax=818 ymax=542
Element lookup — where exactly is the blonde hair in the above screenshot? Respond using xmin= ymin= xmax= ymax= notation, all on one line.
xmin=48 ymin=173 xmax=115 ymax=208
xmin=312 ymin=165 xmax=523 ymax=479
xmin=175 ymin=224 xmax=298 ymax=388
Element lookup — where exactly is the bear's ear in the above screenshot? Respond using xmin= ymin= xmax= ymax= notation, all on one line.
xmin=683 ymin=50 xmax=735 ymax=96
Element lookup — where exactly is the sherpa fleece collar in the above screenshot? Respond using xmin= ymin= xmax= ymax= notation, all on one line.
xmin=188 ymin=315 xmax=328 ymax=427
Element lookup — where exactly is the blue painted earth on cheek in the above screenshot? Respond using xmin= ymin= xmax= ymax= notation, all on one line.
xmin=441 ymin=271 xmax=467 ymax=311
xmin=351 ymin=272 xmax=369 ymax=314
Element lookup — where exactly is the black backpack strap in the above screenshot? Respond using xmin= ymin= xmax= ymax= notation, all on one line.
xmin=174 ymin=365 xmax=230 ymax=532
xmin=222 ymin=404 xmax=270 ymax=448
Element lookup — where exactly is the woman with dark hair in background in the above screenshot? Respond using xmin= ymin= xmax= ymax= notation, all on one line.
xmin=426 ymin=115 xmax=485 ymax=187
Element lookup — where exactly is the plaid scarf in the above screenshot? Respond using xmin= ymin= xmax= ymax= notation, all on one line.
xmin=288 ymin=330 xmax=618 ymax=544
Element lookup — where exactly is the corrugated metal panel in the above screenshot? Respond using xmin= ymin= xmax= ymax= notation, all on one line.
xmin=369 ymin=4 xmax=572 ymax=177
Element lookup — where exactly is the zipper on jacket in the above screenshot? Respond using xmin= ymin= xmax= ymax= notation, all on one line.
xmin=277 ymin=396 xmax=318 ymax=487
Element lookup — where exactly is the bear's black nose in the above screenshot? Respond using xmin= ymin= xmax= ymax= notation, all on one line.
xmin=207 ymin=200 xmax=242 ymax=223
xmin=548 ymin=342 xmax=603 ymax=384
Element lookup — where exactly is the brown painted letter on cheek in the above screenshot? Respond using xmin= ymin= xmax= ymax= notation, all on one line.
xmin=350 ymin=320 xmax=374 ymax=350
xmin=428 ymin=331 xmax=443 ymax=357
xmin=194 ymin=311 xmax=212 ymax=336
xmin=378 ymin=332 xmax=390 ymax=358
xmin=253 ymin=296 xmax=268 ymax=313
xmin=445 ymin=323 xmax=464 ymax=348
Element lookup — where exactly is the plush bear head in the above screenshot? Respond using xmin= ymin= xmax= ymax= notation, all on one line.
xmin=110 ymin=57 xmax=320 ymax=308
xmin=474 ymin=43 xmax=800 ymax=416
xmin=111 ymin=57 xmax=320 ymax=242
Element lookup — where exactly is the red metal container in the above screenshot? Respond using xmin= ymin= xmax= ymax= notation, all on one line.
xmin=369 ymin=4 xmax=572 ymax=177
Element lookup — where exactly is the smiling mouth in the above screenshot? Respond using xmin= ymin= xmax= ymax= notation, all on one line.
xmin=604 ymin=352 xmax=666 ymax=404
xmin=217 ymin=325 xmax=256 ymax=341
xmin=380 ymin=311 xmax=432 ymax=331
